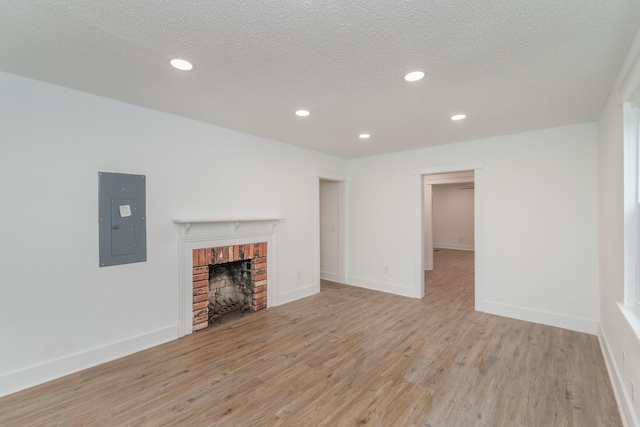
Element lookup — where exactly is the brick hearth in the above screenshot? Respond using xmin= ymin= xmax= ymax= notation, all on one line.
xmin=192 ymin=242 xmax=267 ymax=331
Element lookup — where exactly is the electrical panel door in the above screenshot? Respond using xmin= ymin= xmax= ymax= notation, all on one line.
xmin=98 ymin=172 xmax=146 ymax=267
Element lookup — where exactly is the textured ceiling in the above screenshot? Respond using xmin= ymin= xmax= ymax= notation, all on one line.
xmin=1 ymin=1 xmax=639 ymax=159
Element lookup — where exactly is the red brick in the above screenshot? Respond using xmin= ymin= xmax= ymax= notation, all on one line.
xmin=205 ymin=248 xmax=212 ymax=264
xmin=192 ymin=249 xmax=199 ymax=267
xmin=253 ymin=303 xmax=266 ymax=311
xmin=193 ymin=294 xmax=209 ymax=303
xmin=193 ymin=279 xmax=208 ymax=289
xmin=193 ymin=300 xmax=209 ymax=310
xmin=246 ymin=244 xmax=254 ymax=259
xmin=253 ymin=285 xmax=266 ymax=294
xmin=193 ymin=286 xmax=208 ymax=296
xmin=198 ymin=249 xmax=210 ymax=267
xmin=193 ymin=308 xmax=208 ymax=318
xmin=252 ymin=295 xmax=266 ymax=304
xmin=193 ymin=266 xmax=208 ymax=275
xmin=255 ymin=273 xmax=267 ymax=282
xmin=193 ymin=321 xmax=209 ymax=331
xmin=192 ymin=273 xmax=208 ymax=282
xmin=233 ymin=245 xmax=240 ymax=261
xmin=254 ymin=279 xmax=267 ymax=287
xmin=193 ymin=314 xmax=208 ymax=324
xmin=211 ymin=248 xmax=220 ymax=264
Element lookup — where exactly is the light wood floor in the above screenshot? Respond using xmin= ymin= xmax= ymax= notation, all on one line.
xmin=0 ymin=249 xmax=621 ymax=426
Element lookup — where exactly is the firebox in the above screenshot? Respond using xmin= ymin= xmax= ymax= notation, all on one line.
xmin=207 ymin=259 xmax=252 ymax=323
xmin=192 ymin=242 xmax=267 ymax=331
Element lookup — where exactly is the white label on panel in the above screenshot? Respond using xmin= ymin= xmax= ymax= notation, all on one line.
xmin=119 ymin=205 xmax=132 ymax=217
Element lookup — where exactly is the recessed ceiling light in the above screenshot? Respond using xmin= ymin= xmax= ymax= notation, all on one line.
xmin=404 ymin=71 xmax=425 ymax=82
xmin=295 ymin=110 xmax=310 ymax=117
xmin=359 ymin=133 xmax=371 ymax=139
xmin=170 ymin=58 xmax=193 ymax=71
xmin=451 ymin=114 xmax=467 ymax=121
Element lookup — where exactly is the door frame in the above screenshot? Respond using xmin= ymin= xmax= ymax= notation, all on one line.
xmin=315 ymin=171 xmax=347 ymax=291
xmin=414 ymin=162 xmax=483 ymax=311
xmin=424 ymin=183 xmax=434 ymax=270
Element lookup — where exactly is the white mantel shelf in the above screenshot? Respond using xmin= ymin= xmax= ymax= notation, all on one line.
xmin=173 ymin=217 xmax=282 ymax=233
xmin=173 ymin=217 xmax=282 ymax=224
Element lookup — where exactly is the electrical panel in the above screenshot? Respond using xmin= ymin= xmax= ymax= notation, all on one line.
xmin=98 ymin=172 xmax=146 ymax=267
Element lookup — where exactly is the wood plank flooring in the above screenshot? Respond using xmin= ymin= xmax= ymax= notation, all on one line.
xmin=0 ymin=249 xmax=621 ymax=426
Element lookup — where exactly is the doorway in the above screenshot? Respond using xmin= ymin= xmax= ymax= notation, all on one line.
xmin=320 ymin=180 xmax=340 ymax=282
xmin=413 ymin=163 xmax=483 ymax=310
xmin=315 ymin=172 xmax=347 ymax=291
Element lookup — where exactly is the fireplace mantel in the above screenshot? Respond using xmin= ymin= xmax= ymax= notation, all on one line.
xmin=173 ymin=217 xmax=281 ymax=236
xmin=174 ymin=216 xmax=280 ymax=337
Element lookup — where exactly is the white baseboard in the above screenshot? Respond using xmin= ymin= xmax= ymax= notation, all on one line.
xmin=278 ymin=283 xmax=318 ymax=305
xmin=482 ymin=300 xmax=598 ymax=334
xmin=320 ymin=271 xmax=338 ymax=282
xmin=599 ymin=325 xmax=636 ymax=427
xmin=347 ymin=276 xmax=417 ymax=298
xmin=434 ymin=244 xmax=474 ymax=251
xmin=0 ymin=325 xmax=178 ymax=398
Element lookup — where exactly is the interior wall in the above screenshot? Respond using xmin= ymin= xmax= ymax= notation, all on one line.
xmin=319 ymin=180 xmax=339 ymax=281
xmin=346 ymin=121 xmax=599 ymax=333
xmin=432 ymin=184 xmax=474 ymax=250
xmin=598 ymin=27 xmax=640 ymax=427
xmin=0 ymin=71 xmax=346 ymax=396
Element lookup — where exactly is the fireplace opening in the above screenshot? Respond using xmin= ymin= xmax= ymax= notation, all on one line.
xmin=192 ymin=242 xmax=267 ymax=331
xmin=207 ymin=260 xmax=252 ymax=324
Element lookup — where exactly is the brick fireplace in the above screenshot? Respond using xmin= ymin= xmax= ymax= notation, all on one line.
xmin=174 ymin=217 xmax=279 ymax=337
xmin=191 ymin=242 xmax=268 ymax=331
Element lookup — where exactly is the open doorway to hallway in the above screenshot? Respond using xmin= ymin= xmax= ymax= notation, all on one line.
xmin=319 ymin=179 xmax=340 ymax=283
xmin=316 ymin=172 xmax=347 ymax=291
xmin=423 ymin=172 xmax=475 ymax=306
xmin=415 ymin=164 xmax=482 ymax=310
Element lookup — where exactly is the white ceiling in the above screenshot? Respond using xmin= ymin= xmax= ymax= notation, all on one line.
xmin=1 ymin=1 xmax=639 ymax=159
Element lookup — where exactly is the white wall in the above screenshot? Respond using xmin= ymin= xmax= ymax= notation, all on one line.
xmin=598 ymin=27 xmax=640 ymax=427
xmin=346 ymin=122 xmax=599 ymax=333
xmin=0 ymin=72 xmax=346 ymax=396
xmin=319 ymin=180 xmax=339 ymax=280
xmin=432 ymin=184 xmax=474 ymax=250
